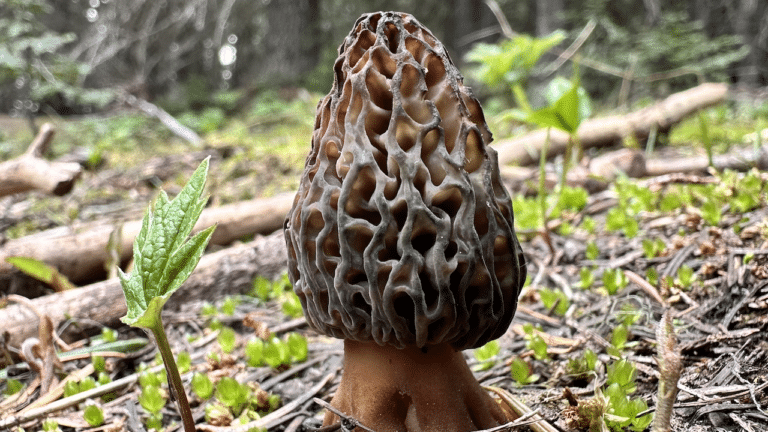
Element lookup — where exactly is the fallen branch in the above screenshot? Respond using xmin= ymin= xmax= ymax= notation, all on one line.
xmin=124 ymin=94 xmax=203 ymax=147
xmin=494 ymin=83 xmax=729 ymax=167
xmin=0 ymin=231 xmax=289 ymax=348
xmin=0 ymin=123 xmax=82 ymax=197
xmin=0 ymin=193 xmax=295 ymax=284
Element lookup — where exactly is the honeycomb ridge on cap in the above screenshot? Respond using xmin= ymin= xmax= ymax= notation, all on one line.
xmin=285 ymin=11 xmax=526 ymax=350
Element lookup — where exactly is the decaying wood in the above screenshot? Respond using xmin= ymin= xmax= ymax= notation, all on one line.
xmin=0 ymin=231 xmax=289 ymax=348
xmin=0 ymin=123 xmax=82 ymax=197
xmin=494 ymin=83 xmax=729 ymax=167
xmin=0 ymin=193 xmax=295 ymax=284
xmin=500 ymin=144 xmax=768 ymax=192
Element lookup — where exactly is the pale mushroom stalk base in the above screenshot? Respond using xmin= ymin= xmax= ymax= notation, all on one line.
xmin=325 ymin=340 xmax=509 ymax=432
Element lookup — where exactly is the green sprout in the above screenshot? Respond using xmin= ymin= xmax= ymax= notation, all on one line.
xmin=565 ymin=348 xmax=598 ymax=379
xmin=218 ymin=326 xmax=237 ymax=353
xmin=523 ymin=324 xmax=550 ymax=361
xmin=4 ymin=378 xmax=23 ymax=396
xmin=192 ymin=372 xmax=214 ymax=400
xmin=177 ymin=351 xmax=192 ymax=374
xmin=263 ymin=337 xmax=291 ymax=368
xmin=139 ymin=385 xmax=167 ymax=415
xmin=602 ymin=268 xmax=628 ymax=295
xmin=281 ymin=291 xmax=304 ymax=318
xmin=578 ymin=267 xmax=595 ymax=289
xmin=246 ymin=338 xmax=265 ymax=367
xmin=473 ymin=340 xmax=500 ymax=371
xmin=101 ymin=327 xmax=118 ymax=343
xmin=215 ymin=377 xmax=250 ymax=415
xmin=539 ymin=288 xmax=570 ymax=315
xmin=675 ymin=265 xmax=696 ymax=288
xmin=286 ymin=332 xmax=308 ymax=362
xmin=220 ymin=297 xmax=240 ymax=316
xmin=585 ymin=241 xmax=599 ymax=260
xmin=83 ymin=405 xmax=104 ymax=427
xmin=42 ymin=419 xmax=61 ymax=432
xmin=118 ymin=157 xmax=216 ymax=432
xmin=510 ymin=357 xmax=539 ymax=386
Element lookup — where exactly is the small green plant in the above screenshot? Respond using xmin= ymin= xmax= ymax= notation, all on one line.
xmin=642 ymin=238 xmax=666 ymax=259
xmin=5 ymin=256 xmax=76 ymax=291
xmin=646 ymin=267 xmax=659 ymax=287
xmin=286 ymin=332 xmax=309 ymax=363
xmin=245 ymin=338 xmax=266 ymax=367
xmin=42 ymin=419 xmax=61 ymax=432
xmin=78 ymin=376 xmax=96 ymax=392
xmin=675 ymin=265 xmax=696 ymax=288
xmin=100 ymin=327 xmax=118 ymax=343
xmin=602 ymin=269 xmax=628 ymax=295
xmin=281 ymin=291 xmax=304 ymax=318
xmin=565 ymin=349 xmax=599 ymax=379
xmin=473 ymin=340 xmax=500 ymax=371
xmin=585 ymin=241 xmax=600 ymax=260
xmin=608 ymin=324 xmax=632 ymax=356
xmin=578 ymin=267 xmax=596 ymax=289
xmin=215 ymin=377 xmax=250 ymax=415
xmin=218 ymin=326 xmax=237 ymax=353
xmin=192 ymin=372 xmax=214 ymax=400
xmin=118 ymin=158 xmax=216 ymax=432
xmin=83 ymin=404 xmax=104 ymax=427
xmin=539 ymin=288 xmax=570 ymax=315
xmin=177 ymin=351 xmax=192 ymax=374
xmin=606 ymin=359 xmax=637 ymax=394
xmin=523 ymin=324 xmax=550 ymax=361
xmin=220 ymin=296 xmax=240 ymax=316
xmin=97 ymin=371 xmax=111 ymax=386
xmin=4 ymin=378 xmax=23 ymax=396
xmin=509 ymin=357 xmax=540 ymax=386
xmin=263 ymin=337 xmax=291 ymax=368
xmin=139 ymin=384 xmax=167 ymax=417
xmin=92 ymin=355 xmax=106 ymax=372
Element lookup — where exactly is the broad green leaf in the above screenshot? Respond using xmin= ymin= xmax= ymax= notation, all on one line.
xmin=120 ymin=157 xmax=215 ymax=328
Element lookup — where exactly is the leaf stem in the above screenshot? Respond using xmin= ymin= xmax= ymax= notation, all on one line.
xmin=149 ymin=315 xmax=195 ymax=432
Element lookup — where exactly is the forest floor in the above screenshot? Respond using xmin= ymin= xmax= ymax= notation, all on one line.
xmin=0 ymin=92 xmax=767 ymax=432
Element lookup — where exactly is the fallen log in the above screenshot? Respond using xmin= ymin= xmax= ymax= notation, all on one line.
xmin=0 ymin=193 xmax=295 ymax=284
xmin=0 ymin=231 xmax=289 ymax=348
xmin=0 ymin=123 xmax=82 ymax=197
xmin=500 ymin=144 xmax=768 ymax=193
xmin=493 ymin=83 xmax=730 ymax=167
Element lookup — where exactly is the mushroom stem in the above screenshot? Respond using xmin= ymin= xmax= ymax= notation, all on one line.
xmin=326 ymin=340 xmax=509 ymax=432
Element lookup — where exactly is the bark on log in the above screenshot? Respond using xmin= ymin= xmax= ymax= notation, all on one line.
xmin=0 ymin=123 xmax=82 ymax=197
xmin=493 ymin=83 xmax=730 ymax=166
xmin=0 ymin=231 xmax=289 ymax=348
xmin=500 ymin=144 xmax=768 ymax=193
xmin=0 ymin=193 xmax=295 ymax=284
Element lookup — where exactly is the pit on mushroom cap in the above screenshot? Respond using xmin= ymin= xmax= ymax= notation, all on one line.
xmin=285 ymin=11 xmax=526 ymax=432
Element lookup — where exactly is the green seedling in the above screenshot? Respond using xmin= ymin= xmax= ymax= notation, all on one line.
xmin=675 ymin=265 xmax=695 ymax=288
xmin=246 ymin=338 xmax=265 ymax=367
xmin=606 ymin=207 xmax=639 ymax=238
xmin=97 ymin=372 xmax=111 ymax=386
xmin=220 ymin=296 xmax=240 ymax=316
xmin=83 ymin=404 xmax=104 ymax=427
xmin=79 ymin=376 xmax=96 ymax=392
xmin=510 ymin=357 xmax=539 ymax=386
xmin=701 ymin=199 xmax=721 ymax=226
xmin=641 ymin=238 xmax=666 ymax=259
xmin=4 ymin=378 xmax=23 ymax=395
xmin=42 ymin=419 xmax=61 ymax=432
xmin=523 ymin=324 xmax=550 ymax=361
xmin=100 ymin=327 xmax=118 ymax=343
xmin=580 ymin=216 xmax=596 ymax=234
xmin=539 ymin=288 xmax=570 ymax=315
xmin=5 ymin=256 xmax=76 ymax=292
xmin=578 ymin=267 xmax=595 ymax=289
xmin=608 ymin=324 xmax=633 ymax=357
xmin=139 ymin=385 xmax=166 ymax=415
xmin=281 ymin=291 xmax=304 ymax=318
xmin=603 ymin=383 xmax=652 ymax=431
xmin=177 ymin=351 xmax=192 ymax=374
xmin=646 ymin=268 xmax=659 ymax=287
xmin=218 ymin=326 xmax=237 ymax=353
xmin=566 ymin=349 xmax=598 ymax=377
xmin=205 ymin=402 xmax=234 ymax=426
xmin=286 ymin=332 xmax=308 ymax=362
xmin=606 ymin=359 xmax=637 ymax=394
xmin=201 ymin=302 xmax=217 ymax=317
xmin=263 ymin=337 xmax=291 ymax=368
xmin=585 ymin=241 xmax=599 ymax=261
xmin=118 ymin=157 xmax=216 ymax=432
xmin=92 ymin=355 xmax=106 ymax=373
xmin=216 ymin=377 xmax=250 ymax=415
xmin=602 ymin=269 xmax=628 ymax=295
xmin=139 ymin=369 xmax=164 ymax=389
xmin=473 ymin=340 xmax=500 ymax=371
xmin=64 ymin=379 xmax=80 ymax=397
xmin=192 ymin=372 xmax=214 ymax=400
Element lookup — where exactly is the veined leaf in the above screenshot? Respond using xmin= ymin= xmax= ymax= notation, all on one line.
xmin=6 ymin=256 xmax=75 ymax=291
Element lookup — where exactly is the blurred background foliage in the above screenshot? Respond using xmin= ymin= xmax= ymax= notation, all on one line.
xmin=0 ymin=0 xmax=765 ymax=130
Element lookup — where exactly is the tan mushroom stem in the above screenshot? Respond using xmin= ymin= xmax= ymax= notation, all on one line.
xmin=327 ymin=340 xmax=507 ymax=432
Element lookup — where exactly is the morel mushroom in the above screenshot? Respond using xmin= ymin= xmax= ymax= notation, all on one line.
xmin=284 ymin=11 xmax=526 ymax=432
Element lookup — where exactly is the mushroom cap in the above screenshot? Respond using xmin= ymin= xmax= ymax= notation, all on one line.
xmin=284 ymin=11 xmax=526 ymax=350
